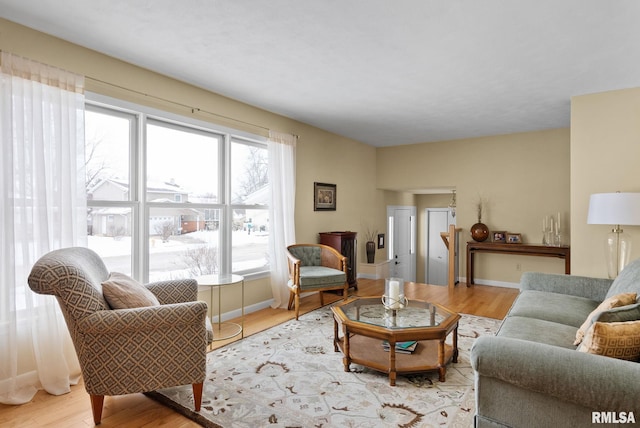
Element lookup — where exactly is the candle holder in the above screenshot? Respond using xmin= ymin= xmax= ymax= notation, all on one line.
xmin=382 ymin=277 xmax=407 ymax=311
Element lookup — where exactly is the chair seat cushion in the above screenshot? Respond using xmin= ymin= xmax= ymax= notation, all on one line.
xmin=298 ymin=266 xmax=346 ymax=290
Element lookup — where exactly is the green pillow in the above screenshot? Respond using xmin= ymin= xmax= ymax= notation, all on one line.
xmin=593 ymin=302 xmax=640 ymax=323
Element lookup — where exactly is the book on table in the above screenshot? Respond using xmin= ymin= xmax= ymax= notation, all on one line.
xmin=381 ymin=340 xmax=418 ymax=354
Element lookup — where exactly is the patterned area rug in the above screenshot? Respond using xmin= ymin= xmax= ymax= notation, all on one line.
xmin=147 ymin=305 xmax=501 ymax=427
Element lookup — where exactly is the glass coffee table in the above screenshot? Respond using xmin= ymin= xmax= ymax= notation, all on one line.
xmin=331 ymin=297 xmax=460 ymax=386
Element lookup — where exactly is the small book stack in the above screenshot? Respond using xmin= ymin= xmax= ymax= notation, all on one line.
xmin=381 ymin=340 xmax=418 ymax=354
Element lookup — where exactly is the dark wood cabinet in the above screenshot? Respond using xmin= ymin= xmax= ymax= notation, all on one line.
xmin=319 ymin=231 xmax=358 ymax=288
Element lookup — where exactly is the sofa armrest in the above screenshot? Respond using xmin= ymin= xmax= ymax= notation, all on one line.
xmin=520 ymin=272 xmax=612 ymax=301
xmin=471 ymin=336 xmax=640 ymax=412
xmin=146 ymin=278 xmax=198 ymax=304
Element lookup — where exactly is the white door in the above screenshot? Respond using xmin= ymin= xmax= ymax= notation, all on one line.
xmin=388 ymin=206 xmax=416 ymax=281
xmin=426 ymin=209 xmax=455 ymax=285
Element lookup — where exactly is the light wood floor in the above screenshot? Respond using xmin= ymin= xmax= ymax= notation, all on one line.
xmin=0 ymin=279 xmax=518 ymax=427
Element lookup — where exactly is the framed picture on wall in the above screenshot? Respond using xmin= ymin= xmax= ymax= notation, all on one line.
xmin=506 ymin=233 xmax=523 ymax=244
xmin=492 ymin=231 xmax=506 ymax=242
xmin=314 ymin=182 xmax=337 ymax=211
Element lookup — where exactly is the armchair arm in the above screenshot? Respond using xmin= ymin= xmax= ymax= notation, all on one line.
xmin=286 ymin=252 xmax=301 ymax=287
xmin=520 ymin=272 xmax=612 ymax=301
xmin=146 ymin=278 xmax=198 ymax=304
xmin=76 ymin=301 xmax=207 ymax=334
xmin=320 ymin=246 xmax=347 ymax=273
xmin=471 ymin=336 xmax=640 ymax=412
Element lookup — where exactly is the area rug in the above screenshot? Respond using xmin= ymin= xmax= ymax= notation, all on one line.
xmin=147 ymin=305 xmax=501 ymax=428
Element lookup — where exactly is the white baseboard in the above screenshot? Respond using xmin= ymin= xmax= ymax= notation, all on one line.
xmin=214 ymin=298 xmax=275 ymax=323
xmin=470 ymin=278 xmax=520 ymax=289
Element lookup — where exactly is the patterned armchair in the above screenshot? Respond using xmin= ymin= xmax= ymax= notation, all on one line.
xmin=286 ymin=243 xmax=349 ymax=320
xmin=27 ymin=247 xmax=210 ymax=425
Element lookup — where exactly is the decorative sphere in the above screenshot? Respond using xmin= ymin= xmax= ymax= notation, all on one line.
xmin=470 ymin=223 xmax=489 ymax=242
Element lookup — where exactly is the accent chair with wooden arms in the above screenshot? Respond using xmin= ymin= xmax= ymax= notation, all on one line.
xmin=27 ymin=247 xmax=211 ymax=425
xmin=286 ymin=243 xmax=349 ymax=320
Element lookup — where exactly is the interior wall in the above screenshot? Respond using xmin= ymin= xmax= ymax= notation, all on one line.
xmin=570 ymin=87 xmax=640 ymax=278
xmin=377 ymin=128 xmax=570 ymax=285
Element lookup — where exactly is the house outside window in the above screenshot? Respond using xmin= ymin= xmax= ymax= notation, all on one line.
xmin=85 ymin=94 xmax=269 ymax=282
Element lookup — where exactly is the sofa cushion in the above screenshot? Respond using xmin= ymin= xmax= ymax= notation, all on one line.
xmin=507 ymin=290 xmax=600 ymax=328
xmin=594 ymin=302 xmax=640 ymax=323
xmin=102 ymin=272 xmax=161 ymax=309
xmin=497 ymin=316 xmax=578 ymax=349
xmin=298 ymin=266 xmax=346 ymax=290
xmin=577 ymin=320 xmax=640 ymax=361
xmin=574 ymin=292 xmax=637 ymax=345
xmin=606 ymin=257 xmax=640 ymax=299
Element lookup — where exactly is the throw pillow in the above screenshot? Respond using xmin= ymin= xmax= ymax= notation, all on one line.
xmin=102 ymin=272 xmax=160 ymax=309
xmin=573 ymin=292 xmax=637 ymax=345
xmin=577 ymin=320 xmax=640 ymax=361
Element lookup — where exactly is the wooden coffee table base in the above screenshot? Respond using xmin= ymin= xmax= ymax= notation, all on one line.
xmin=334 ymin=330 xmax=458 ymax=386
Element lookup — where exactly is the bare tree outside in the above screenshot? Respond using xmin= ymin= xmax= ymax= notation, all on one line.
xmin=155 ymin=221 xmax=176 ymax=242
xmin=236 ymin=146 xmax=268 ymax=199
xmin=183 ymin=245 xmax=219 ymax=276
xmin=85 ymin=131 xmax=109 ymax=194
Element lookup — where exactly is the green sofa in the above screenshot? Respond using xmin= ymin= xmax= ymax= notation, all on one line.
xmin=471 ymin=258 xmax=640 ymax=428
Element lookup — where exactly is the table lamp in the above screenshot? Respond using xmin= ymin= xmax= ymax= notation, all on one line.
xmin=587 ymin=192 xmax=640 ymax=278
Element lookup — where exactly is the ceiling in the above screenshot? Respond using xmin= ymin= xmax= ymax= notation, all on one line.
xmin=2 ymin=1 xmax=640 ymax=147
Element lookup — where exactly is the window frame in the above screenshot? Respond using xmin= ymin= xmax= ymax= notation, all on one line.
xmin=85 ymin=93 xmax=269 ymax=283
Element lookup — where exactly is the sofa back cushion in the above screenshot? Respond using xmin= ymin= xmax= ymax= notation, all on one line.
xmin=594 ymin=302 xmax=640 ymax=323
xmin=606 ymin=257 xmax=640 ymax=300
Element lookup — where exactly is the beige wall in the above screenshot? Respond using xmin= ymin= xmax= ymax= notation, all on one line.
xmin=571 ymin=87 xmax=640 ymax=278
xmin=377 ymin=129 xmax=571 ymax=285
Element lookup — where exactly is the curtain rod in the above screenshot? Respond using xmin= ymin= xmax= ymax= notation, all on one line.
xmin=86 ymin=76 xmax=275 ymax=133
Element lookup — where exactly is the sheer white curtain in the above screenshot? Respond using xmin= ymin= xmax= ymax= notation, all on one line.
xmin=267 ymin=130 xmax=297 ymax=308
xmin=0 ymin=52 xmax=85 ymax=404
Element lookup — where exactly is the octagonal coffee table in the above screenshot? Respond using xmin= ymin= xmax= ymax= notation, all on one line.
xmin=331 ymin=297 xmax=460 ymax=386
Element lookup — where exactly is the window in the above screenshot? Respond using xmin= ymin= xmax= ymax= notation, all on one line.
xmin=230 ymin=139 xmax=269 ymax=273
xmin=85 ymin=95 xmax=269 ymax=282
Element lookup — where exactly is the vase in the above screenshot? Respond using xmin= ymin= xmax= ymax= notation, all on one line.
xmin=470 ymin=222 xmax=489 ymax=242
xmin=366 ymin=241 xmax=376 ymax=263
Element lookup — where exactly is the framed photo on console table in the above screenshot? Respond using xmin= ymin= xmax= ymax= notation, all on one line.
xmin=314 ymin=182 xmax=337 ymax=211
xmin=506 ymin=233 xmax=522 ymax=244
xmin=492 ymin=231 xmax=506 ymax=242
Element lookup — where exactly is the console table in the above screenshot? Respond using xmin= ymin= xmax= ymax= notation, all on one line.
xmin=466 ymin=241 xmax=570 ymax=286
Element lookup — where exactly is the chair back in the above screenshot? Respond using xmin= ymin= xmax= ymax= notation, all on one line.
xmin=287 ymin=244 xmax=322 ymax=266
xmin=28 ymin=247 xmax=111 ymax=321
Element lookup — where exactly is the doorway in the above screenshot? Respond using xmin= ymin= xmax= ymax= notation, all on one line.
xmin=387 ymin=205 xmax=417 ymax=281
xmin=426 ymin=208 xmax=457 ymax=286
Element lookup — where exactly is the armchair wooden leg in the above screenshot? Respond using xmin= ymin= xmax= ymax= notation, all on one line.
xmin=90 ymin=394 xmax=104 ymax=425
xmin=192 ymin=382 xmax=203 ymax=411
xmin=287 ymin=291 xmax=295 ymax=310
xmin=294 ymin=293 xmax=300 ymax=320
xmin=319 ymin=291 xmax=325 ymax=306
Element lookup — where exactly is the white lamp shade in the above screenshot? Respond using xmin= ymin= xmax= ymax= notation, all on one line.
xmin=587 ymin=193 xmax=640 ymax=226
